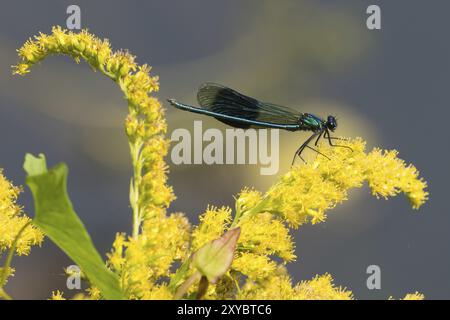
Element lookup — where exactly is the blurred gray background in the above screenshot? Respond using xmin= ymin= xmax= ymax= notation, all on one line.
xmin=0 ymin=0 xmax=448 ymax=299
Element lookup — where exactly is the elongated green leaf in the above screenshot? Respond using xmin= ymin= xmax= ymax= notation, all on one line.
xmin=24 ymin=154 xmax=124 ymax=300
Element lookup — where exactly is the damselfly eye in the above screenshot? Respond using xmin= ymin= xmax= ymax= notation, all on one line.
xmin=327 ymin=116 xmax=337 ymax=131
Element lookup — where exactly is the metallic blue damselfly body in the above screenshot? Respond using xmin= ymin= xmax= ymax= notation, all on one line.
xmin=168 ymin=83 xmax=350 ymax=164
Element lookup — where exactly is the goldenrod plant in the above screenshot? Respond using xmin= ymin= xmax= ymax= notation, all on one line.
xmin=0 ymin=171 xmax=44 ymax=300
xmin=0 ymin=27 xmax=428 ymax=300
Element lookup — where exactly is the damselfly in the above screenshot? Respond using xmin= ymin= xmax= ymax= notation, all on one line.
xmin=168 ymin=83 xmax=351 ymax=164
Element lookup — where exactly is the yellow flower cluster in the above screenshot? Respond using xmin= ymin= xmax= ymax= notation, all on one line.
xmin=12 ymin=26 xmax=175 ymax=238
xmin=50 ymin=287 xmax=103 ymax=300
xmin=50 ymin=290 xmax=65 ymax=300
xmin=190 ymin=206 xmax=294 ymax=284
xmin=191 ymin=206 xmax=232 ymax=251
xmin=186 ymin=138 xmax=428 ymax=299
xmin=401 ymin=292 xmax=425 ymax=300
xmin=191 ymin=223 xmax=350 ymax=299
xmin=388 ymin=291 xmax=425 ymax=300
xmin=239 ymin=267 xmax=353 ymax=300
xmin=232 ymin=253 xmax=276 ymax=280
xmin=0 ymin=170 xmax=43 ymax=256
xmin=294 ymin=274 xmax=353 ymax=300
xmin=107 ymin=214 xmax=190 ymax=299
xmin=236 ymin=138 xmax=428 ymax=229
xmin=231 ymin=212 xmax=296 ymax=280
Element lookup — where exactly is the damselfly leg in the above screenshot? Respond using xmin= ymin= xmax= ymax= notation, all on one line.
xmin=292 ymin=132 xmax=317 ymax=165
xmin=292 ymin=132 xmax=330 ymax=165
xmin=324 ymin=130 xmax=353 ymax=151
xmin=306 ymin=145 xmax=331 ymax=160
xmin=292 ymin=130 xmax=352 ymax=166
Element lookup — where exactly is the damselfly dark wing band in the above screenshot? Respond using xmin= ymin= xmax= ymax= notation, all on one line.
xmin=197 ymin=83 xmax=301 ymax=128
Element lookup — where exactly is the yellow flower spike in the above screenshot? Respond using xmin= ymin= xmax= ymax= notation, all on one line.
xmin=388 ymin=291 xmax=425 ymax=300
xmin=142 ymin=284 xmax=173 ymax=300
xmin=243 ymin=269 xmax=352 ymax=300
xmin=365 ymin=148 xmax=428 ymax=209
xmin=50 ymin=290 xmax=65 ymax=300
xmin=264 ymin=166 xmax=347 ymax=228
xmin=0 ymin=267 xmax=14 ymax=285
xmin=124 ymin=115 xmax=140 ymax=140
xmin=107 ymin=214 xmax=190 ymax=298
xmin=0 ymin=170 xmax=43 ymax=256
xmin=294 ymin=274 xmax=353 ymax=300
xmin=237 ymin=137 xmax=428 ymax=230
xmin=402 ymin=292 xmax=425 ymax=300
xmin=106 ymin=233 xmax=127 ymax=272
xmin=223 ymin=137 xmax=427 ymax=299
xmin=235 ymin=188 xmax=263 ymax=214
xmin=13 ymin=26 xmax=175 ymax=239
xmin=191 ymin=206 xmax=233 ymax=251
xmin=238 ymin=212 xmax=295 ymax=262
xmin=232 ymin=253 xmax=277 ymax=280
xmin=307 ymin=208 xmax=326 ymax=225
xmin=239 ymin=266 xmax=296 ymax=299
xmin=86 ymin=287 xmax=102 ymax=300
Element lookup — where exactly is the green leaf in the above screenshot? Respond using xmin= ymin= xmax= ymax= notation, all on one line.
xmin=23 ymin=153 xmax=47 ymax=176
xmin=168 ymin=259 xmax=191 ymax=292
xmin=24 ymin=153 xmax=124 ymax=300
xmin=192 ymin=228 xmax=241 ymax=284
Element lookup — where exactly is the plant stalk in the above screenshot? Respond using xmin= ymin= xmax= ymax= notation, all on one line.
xmin=0 ymin=221 xmax=32 ymax=299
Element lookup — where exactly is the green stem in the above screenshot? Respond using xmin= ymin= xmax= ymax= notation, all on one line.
xmin=230 ymin=204 xmax=242 ymax=229
xmin=0 ymin=221 xmax=32 ymax=299
xmin=233 ymin=276 xmax=242 ymax=298
xmin=169 ymin=259 xmax=191 ymax=292
xmin=230 ymin=196 xmax=269 ymax=228
xmin=196 ymin=276 xmax=209 ymax=300
xmin=129 ymin=141 xmax=143 ymax=239
xmin=0 ymin=288 xmax=12 ymax=300
xmin=174 ymin=271 xmax=201 ymax=300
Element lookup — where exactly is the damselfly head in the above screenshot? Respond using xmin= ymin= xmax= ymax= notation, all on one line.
xmin=326 ymin=115 xmax=337 ymax=131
